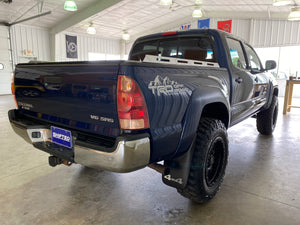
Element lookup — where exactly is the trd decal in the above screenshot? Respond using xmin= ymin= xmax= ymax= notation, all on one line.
xmin=148 ymin=75 xmax=190 ymax=96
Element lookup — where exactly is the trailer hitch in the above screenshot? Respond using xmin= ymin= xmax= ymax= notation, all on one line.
xmin=48 ymin=156 xmax=72 ymax=167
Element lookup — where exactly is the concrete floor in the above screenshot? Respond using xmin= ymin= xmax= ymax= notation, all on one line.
xmin=0 ymin=95 xmax=299 ymax=225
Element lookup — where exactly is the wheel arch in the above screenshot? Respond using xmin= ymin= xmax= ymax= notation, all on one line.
xmin=174 ymin=86 xmax=230 ymax=158
xmin=201 ymin=102 xmax=229 ymax=129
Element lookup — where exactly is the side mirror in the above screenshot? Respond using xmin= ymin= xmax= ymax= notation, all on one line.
xmin=265 ymin=60 xmax=276 ymax=71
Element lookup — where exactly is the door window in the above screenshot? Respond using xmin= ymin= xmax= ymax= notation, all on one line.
xmin=244 ymin=44 xmax=262 ymax=72
xmin=226 ymin=38 xmax=247 ymax=70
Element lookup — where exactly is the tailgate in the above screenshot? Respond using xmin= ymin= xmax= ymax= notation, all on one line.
xmin=14 ymin=61 xmax=121 ymax=138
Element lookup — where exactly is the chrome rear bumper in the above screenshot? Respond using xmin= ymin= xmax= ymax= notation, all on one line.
xmin=8 ymin=110 xmax=150 ymax=173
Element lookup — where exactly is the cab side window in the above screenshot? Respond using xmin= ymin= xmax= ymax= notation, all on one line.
xmin=244 ymin=44 xmax=262 ymax=72
xmin=226 ymin=38 xmax=247 ymax=70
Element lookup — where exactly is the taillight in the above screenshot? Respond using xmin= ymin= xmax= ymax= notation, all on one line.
xmin=11 ymin=72 xmax=18 ymax=108
xmin=117 ymin=75 xmax=149 ymax=130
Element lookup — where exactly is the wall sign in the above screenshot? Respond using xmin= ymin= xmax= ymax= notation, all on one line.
xmin=217 ymin=20 xmax=232 ymax=33
xmin=66 ymin=35 xmax=78 ymax=59
xmin=198 ymin=18 xmax=210 ymax=29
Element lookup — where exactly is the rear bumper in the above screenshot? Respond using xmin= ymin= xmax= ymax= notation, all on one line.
xmin=8 ymin=109 xmax=150 ymax=173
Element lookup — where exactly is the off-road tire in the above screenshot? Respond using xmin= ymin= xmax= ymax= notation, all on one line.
xmin=256 ymin=95 xmax=278 ymax=135
xmin=177 ymin=118 xmax=228 ymax=203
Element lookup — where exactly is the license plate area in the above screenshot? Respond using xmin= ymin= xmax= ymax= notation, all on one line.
xmin=51 ymin=126 xmax=72 ymax=149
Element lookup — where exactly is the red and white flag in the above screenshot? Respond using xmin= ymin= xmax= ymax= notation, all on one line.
xmin=217 ymin=20 xmax=232 ymax=33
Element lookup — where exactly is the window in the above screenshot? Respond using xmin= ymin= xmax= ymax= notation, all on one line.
xmin=179 ymin=37 xmax=216 ymax=62
xmin=129 ymin=40 xmax=158 ymax=61
xmin=244 ymin=44 xmax=262 ymax=72
xmin=158 ymin=38 xmax=178 ymax=58
xmin=0 ymin=63 xmax=3 ymax=70
xmin=129 ymin=36 xmax=216 ymax=62
xmin=226 ymin=38 xmax=247 ymax=70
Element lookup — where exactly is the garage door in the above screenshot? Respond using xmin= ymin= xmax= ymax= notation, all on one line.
xmin=0 ymin=25 xmax=12 ymax=95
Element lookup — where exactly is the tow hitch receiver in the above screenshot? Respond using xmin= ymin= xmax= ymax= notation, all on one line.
xmin=48 ymin=156 xmax=72 ymax=167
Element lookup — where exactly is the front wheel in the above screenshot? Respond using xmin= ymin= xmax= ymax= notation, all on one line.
xmin=177 ymin=118 xmax=228 ymax=203
xmin=256 ymin=95 xmax=278 ymax=135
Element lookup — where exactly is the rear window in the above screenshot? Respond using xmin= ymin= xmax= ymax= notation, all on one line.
xmin=129 ymin=36 xmax=217 ymax=62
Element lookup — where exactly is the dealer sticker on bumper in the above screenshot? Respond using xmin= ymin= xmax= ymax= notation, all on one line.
xmin=51 ymin=126 xmax=72 ymax=149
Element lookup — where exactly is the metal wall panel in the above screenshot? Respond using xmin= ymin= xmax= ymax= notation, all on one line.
xmin=252 ymin=19 xmax=300 ymax=47
xmin=10 ymin=25 xmax=51 ymax=65
xmin=0 ymin=26 xmax=11 ymax=95
xmin=55 ymin=32 xmax=121 ymax=61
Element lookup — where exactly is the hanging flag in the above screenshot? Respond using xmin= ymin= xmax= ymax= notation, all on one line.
xmin=217 ymin=20 xmax=232 ymax=33
xmin=66 ymin=35 xmax=78 ymax=59
xmin=198 ymin=18 xmax=210 ymax=29
xmin=180 ymin=24 xmax=191 ymax=30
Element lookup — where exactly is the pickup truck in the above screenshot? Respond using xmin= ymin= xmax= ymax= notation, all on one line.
xmin=8 ymin=29 xmax=278 ymax=203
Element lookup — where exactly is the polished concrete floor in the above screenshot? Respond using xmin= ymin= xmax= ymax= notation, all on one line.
xmin=0 ymin=95 xmax=299 ymax=225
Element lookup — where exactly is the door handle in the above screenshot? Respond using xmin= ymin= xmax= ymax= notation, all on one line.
xmin=235 ymin=77 xmax=243 ymax=84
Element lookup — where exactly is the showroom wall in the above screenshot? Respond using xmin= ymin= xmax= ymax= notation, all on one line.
xmin=10 ymin=25 xmax=121 ymax=64
xmin=0 ymin=26 xmax=11 ymax=95
xmin=252 ymin=19 xmax=300 ymax=47
xmin=10 ymin=25 xmax=51 ymax=65
xmin=55 ymin=32 xmax=120 ymax=61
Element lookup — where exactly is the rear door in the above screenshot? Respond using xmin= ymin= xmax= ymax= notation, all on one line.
xmin=0 ymin=25 xmax=12 ymax=95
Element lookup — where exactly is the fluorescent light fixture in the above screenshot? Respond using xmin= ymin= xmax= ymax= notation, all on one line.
xmin=288 ymin=7 xmax=300 ymax=21
xmin=192 ymin=7 xmax=203 ymax=18
xmin=273 ymin=0 xmax=292 ymax=6
xmin=87 ymin=23 xmax=96 ymax=34
xmin=160 ymin=0 xmax=172 ymax=6
xmin=64 ymin=0 xmax=77 ymax=11
xmin=122 ymin=31 xmax=130 ymax=40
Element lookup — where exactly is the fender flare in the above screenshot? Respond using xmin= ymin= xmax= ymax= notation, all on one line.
xmin=175 ymin=86 xmax=230 ymax=157
xmin=162 ymin=86 xmax=230 ymax=189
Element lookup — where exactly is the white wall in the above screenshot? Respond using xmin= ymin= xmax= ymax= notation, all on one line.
xmin=252 ymin=19 xmax=300 ymax=47
xmin=0 ymin=26 xmax=11 ymax=95
xmin=55 ymin=32 xmax=121 ymax=61
xmin=10 ymin=25 xmax=51 ymax=65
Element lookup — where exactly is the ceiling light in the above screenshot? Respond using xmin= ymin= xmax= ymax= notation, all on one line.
xmin=64 ymin=0 xmax=77 ymax=11
xmin=273 ymin=0 xmax=292 ymax=6
xmin=288 ymin=7 xmax=300 ymax=21
xmin=160 ymin=0 xmax=172 ymax=6
xmin=122 ymin=31 xmax=130 ymax=41
xmin=87 ymin=23 xmax=96 ymax=35
xmin=192 ymin=7 xmax=203 ymax=18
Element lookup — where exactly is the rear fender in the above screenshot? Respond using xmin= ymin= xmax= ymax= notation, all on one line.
xmin=176 ymin=86 xmax=230 ymax=157
xmin=162 ymin=86 xmax=230 ymax=189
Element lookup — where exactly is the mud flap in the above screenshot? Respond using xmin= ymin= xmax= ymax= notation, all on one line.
xmin=162 ymin=142 xmax=195 ymax=189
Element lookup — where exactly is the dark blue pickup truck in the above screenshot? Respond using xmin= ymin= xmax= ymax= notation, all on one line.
xmin=9 ymin=29 xmax=278 ymax=203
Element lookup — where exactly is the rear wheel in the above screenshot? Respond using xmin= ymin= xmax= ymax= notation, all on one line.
xmin=178 ymin=118 xmax=228 ymax=203
xmin=256 ymin=95 xmax=278 ymax=135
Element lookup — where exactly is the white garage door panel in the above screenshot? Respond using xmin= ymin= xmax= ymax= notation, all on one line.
xmin=0 ymin=25 xmax=11 ymax=95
